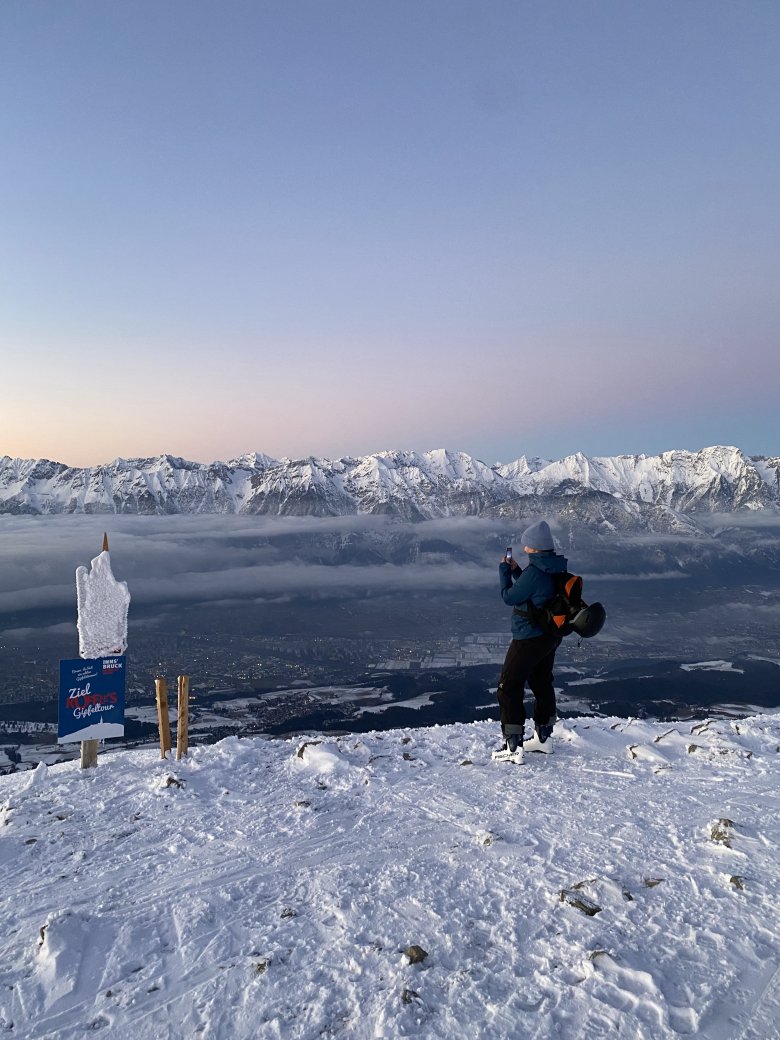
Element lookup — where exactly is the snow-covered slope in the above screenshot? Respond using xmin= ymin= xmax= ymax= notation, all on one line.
xmin=2 ymin=715 xmax=780 ymax=1039
xmin=1 ymin=446 xmax=778 ymax=526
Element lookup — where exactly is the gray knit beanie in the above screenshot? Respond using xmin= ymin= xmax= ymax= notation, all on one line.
xmin=521 ymin=520 xmax=555 ymax=552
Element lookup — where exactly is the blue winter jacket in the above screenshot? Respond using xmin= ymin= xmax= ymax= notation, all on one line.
xmin=500 ymin=551 xmax=569 ymax=640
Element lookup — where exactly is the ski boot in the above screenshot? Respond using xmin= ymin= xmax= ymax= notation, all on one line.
xmin=524 ymin=719 xmax=555 ymax=754
xmin=492 ymin=733 xmax=524 ymax=765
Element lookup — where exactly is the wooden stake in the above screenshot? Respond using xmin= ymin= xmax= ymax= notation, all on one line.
xmin=80 ymin=533 xmax=111 ymax=769
xmin=80 ymin=739 xmax=99 ymax=769
xmin=155 ymin=677 xmax=171 ymax=758
xmin=176 ymin=675 xmax=190 ymax=760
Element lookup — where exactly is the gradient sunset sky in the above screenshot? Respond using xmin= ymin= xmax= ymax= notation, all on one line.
xmin=2 ymin=1 xmax=778 ymax=467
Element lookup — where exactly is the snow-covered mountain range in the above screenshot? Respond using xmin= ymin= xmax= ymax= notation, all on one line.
xmin=1 ymin=446 xmax=779 ymax=529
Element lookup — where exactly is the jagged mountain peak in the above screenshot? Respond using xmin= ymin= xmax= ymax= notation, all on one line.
xmin=227 ymin=452 xmax=279 ymax=470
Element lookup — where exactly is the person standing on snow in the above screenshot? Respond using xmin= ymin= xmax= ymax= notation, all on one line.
xmin=493 ymin=520 xmax=567 ymax=764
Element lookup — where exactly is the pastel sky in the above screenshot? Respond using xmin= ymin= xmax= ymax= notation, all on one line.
xmin=1 ymin=1 xmax=778 ymax=467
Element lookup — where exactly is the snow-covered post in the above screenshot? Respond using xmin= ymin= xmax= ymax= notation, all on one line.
xmin=155 ymin=678 xmax=172 ymax=758
xmin=176 ymin=675 xmax=190 ymax=760
xmin=74 ymin=532 xmax=130 ymax=769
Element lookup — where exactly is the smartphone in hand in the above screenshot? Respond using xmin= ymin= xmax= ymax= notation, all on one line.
xmin=505 ymin=547 xmax=512 ymax=560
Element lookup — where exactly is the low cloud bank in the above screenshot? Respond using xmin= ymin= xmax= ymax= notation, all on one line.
xmin=0 ymin=515 xmax=495 ymax=618
xmin=2 ymin=513 xmax=779 ymax=630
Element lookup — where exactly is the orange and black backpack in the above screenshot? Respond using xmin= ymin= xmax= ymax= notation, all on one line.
xmin=514 ymin=572 xmax=606 ymax=638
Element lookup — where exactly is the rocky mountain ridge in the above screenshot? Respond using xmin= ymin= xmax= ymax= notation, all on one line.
xmin=1 ymin=446 xmax=779 ymax=530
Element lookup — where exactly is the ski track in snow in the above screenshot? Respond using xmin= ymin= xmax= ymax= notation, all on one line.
xmin=1 ymin=716 xmax=780 ymax=1039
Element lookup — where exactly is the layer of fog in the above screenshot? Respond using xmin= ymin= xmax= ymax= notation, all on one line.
xmin=2 ymin=512 xmax=780 ymax=641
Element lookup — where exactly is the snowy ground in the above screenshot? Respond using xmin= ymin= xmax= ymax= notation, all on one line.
xmin=2 ymin=715 xmax=780 ymax=1039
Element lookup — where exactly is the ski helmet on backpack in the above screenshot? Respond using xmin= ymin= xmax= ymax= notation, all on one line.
xmin=570 ymin=602 xmax=606 ymax=638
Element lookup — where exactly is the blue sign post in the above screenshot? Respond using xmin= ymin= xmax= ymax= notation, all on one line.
xmin=58 ymin=657 xmax=126 ymax=744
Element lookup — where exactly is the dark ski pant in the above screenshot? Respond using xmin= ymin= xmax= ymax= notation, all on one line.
xmin=497 ymin=634 xmax=561 ymax=737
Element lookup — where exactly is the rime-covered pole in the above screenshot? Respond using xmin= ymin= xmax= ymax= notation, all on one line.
xmin=75 ymin=533 xmax=131 ymax=768
xmin=76 ymin=538 xmax=130 ymax=659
